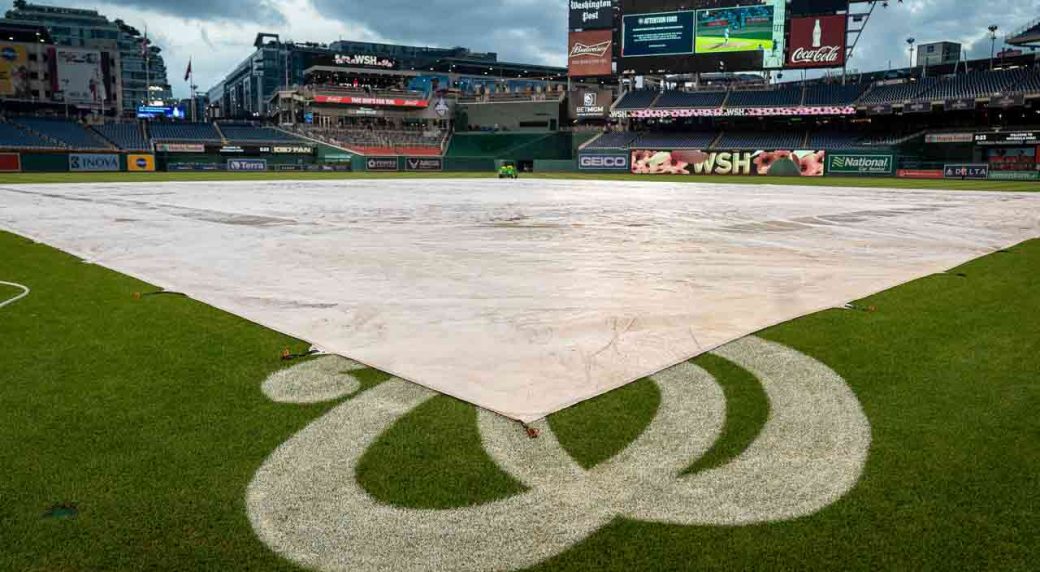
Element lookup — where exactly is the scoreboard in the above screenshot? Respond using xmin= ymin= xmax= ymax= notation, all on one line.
xmin=619 ymin=0 xmax=787 ymax=74
xmin=568 ymin=0 xmax=851 ymax=77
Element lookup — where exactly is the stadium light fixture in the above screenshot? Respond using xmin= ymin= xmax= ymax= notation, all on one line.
xmin=988 ymin=25 xmax=999 ymax=70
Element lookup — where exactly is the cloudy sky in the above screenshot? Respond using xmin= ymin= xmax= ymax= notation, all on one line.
xmin=15 ymin=0 xmax=1040 ymax=97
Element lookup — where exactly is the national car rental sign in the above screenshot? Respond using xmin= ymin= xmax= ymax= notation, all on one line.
xmin=786 ymin=14 xmax=847 ymax=69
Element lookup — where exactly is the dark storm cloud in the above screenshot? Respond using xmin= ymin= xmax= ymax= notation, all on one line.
xmin=310 ymin=0 xmax=567 ymax=64
xmin=21 ymin=0 xmax=287 ymax=25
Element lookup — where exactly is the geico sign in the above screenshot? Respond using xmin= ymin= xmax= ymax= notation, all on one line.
xmin=579 ymin=155 xmax=628 ymax=170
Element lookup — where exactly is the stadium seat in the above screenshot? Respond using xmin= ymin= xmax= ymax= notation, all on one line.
xmin=725 ymin=87 xmax=804 ymax=108
xmin=93 ymin=123 xmax=150 ymax=151
xmin=219 ymin=123 xmax=305 ymax=143
xmin=804 ymin=83 xmax=868 ymax=106
xmin=715 ymin=130 xmax=805 ymax=150
xmin=149 ymin=123 xmax=221 ymax=143
xmin=614 ymin=90 xmax=660 ymax=110
xmin=12 ymin=117 xmax=112 ymax=149
xmin=0 ymin=121 xmax=58 ymax=149
xmin=653 ymin=91 xmax=727 ymax=109
xmin=584 ymin=132 xmax=639 ymax=150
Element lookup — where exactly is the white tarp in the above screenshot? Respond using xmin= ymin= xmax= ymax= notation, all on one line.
xmin=1 ymin=180 xmax=1037 ymax=421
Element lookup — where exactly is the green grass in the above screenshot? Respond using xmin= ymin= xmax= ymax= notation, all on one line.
xmin=1 ymin=229 xmax=1037 ymax=570
xmin=0 ymin=171 xmax=1037 ymax=192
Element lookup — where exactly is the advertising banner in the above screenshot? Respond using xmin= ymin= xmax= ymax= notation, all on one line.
xmin=127 ymin=154 xmax=156 ymax=172
xmin=0 ymin=44 xmax=31 ymax=98
xmin=0 ymin=152 xmax=21 ymax=172
xmin=925 ymin=132 xmax=974 ymax=144
xmin=569 ymin=0 xmax=613 ymax=30
xmin=944 ymin=98 xmax=975 ymax=112
xmin=54 ymin=48 xmax=107 ymax=105
xmin=568 ymin=30 xmax=613 ymax=77
xmin=987 ymin=94 xmax=1025 ymax=108
xmin=985 ymin=147 xmax=1036 ymax=172
xmin=786 ymin=15 xmax=847 ymax=69
xmin=69 ymin=153 xmax=119 ymax=172
xmin=974 ymin=131 xmax=1040 ymax=146
xmin=365 ymin=157 xmax=399 ymax=172
xmin=612 ymin=105 xmax=855 ymax=118
xmin=622 ymin=11 xmax=695 ymax=58
xmin=227 ymin=158 xmax=268 ymax=171
xmin=570 ymin=89 xmax=613 ymax=118
xmin=631 ymin=149 xmax=825 ymax=177
xmin=156 ymin=143 xmax=206 ymax=153
xmin=865 ymin=103 xmax=894 ymax=115
xmin=579 ymin=153 xmax=630 ymax=171
xmin=313 ymin=95 xmax=428 ymax=108
xmin=897 ymin=169 xmax=943 ymax=179
xmin=260 ymin=145 xmax=315 ymax=155
xmin=827 ymin=153 xmax=894 ymax=176
xmin=943 ymin=164 xmax=989 ymax=180
xmin=903 ymin=101 xmax=932 ymax=114
xmin=404 ymin=157 xmax=443 ymax=172
xmin=988 ymin=171 xmax=1039 ymax=181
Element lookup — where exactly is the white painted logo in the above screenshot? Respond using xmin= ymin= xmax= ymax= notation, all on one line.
xmin=570 ymin=41 xmax=611 ymax=58
xmin=248 ymin=337 xmax=871 ymax=572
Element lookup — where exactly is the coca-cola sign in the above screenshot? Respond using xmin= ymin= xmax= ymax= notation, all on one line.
xmin=786 ymin=15 xmax=847 ymax=69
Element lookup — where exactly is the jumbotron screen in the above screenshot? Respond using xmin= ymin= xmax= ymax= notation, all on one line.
xmin=619 ymin=0 xmax=787 ymax=74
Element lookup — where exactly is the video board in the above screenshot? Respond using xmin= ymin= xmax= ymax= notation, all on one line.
xmin=619 ymin=0 xmax=786 ymax=74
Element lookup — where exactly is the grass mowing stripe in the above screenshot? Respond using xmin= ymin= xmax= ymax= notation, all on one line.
xmin=348 ymin=367 xmax=393 ymax=393
xmin=682 ymin=354 xmax=769 ymax=476
xmin=356 ymin=395 xmax=527 ymax=509
xmin=549 ymin=378 xmax=660 ymax=470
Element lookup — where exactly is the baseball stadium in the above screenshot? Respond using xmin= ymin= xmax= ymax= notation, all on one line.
xmin=1 ymin=0 xmax=1038 ymax=570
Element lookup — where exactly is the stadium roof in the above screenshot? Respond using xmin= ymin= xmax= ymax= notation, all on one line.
xmin=1007 ymin=18 xmax=1040 ymax=47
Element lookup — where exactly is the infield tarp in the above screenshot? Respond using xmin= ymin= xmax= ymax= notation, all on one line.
xmin=1 ymin=180 xmax=1038 ymax=421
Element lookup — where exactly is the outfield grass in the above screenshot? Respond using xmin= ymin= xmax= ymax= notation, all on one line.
xmin=0 ymin=171 xmax=1037 ymax=192
xmin=1 ymin=230 xmax=1037 ymax=570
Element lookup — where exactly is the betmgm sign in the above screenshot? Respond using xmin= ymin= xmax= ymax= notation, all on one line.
xmin=570 ymin=90 xmax=613 ymax=119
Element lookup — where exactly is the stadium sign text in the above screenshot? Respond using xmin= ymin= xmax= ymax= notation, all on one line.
xmin=365 ymin=157 xmax=399 ymax=172
xmin=786 ymin=15 xmax=848 ymax=69
xmin=314 ymin=95 xmax=429 ymax=108
xmin=943 ymin=164 xmax=989 ymax=180
xmin=578 ymin=153 xmax=629 ymax=171
xmin=612 ymin=106 xmax=856 ymax=119
xmin=827 ymin=154 xmax=894 ymax=176
xmin=69 ymin=153 xmax=120 ymax=172
xmin=568 ymin=0 xmax=613 ymax=30
xmin=333 ymin=54 xmax=395 ymax=69
xmin=404 ymin=157 xmax=443 ymax=172
xmin=227 ymin=158 xmax=268 ymax=172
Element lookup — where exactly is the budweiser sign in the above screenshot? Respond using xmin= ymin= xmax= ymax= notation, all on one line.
xmin=568 ymin=30 xmax=612 ymax=77
xmin=786 ymin=15 xmax=847 ymax=69
xmin=570 ymin=41 xmax=610 ymax=58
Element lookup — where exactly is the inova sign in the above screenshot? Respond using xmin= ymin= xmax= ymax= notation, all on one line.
xmin=69 ymin=153 xmax=120 ymax=172
xmin=827 ymin=153 xmax=894 ymax=176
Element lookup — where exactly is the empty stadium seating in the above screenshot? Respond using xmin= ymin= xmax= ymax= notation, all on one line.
xmin=725 ymin=87 xmax=803 ymax=108
xmin=804 ymin=83 xmax=867 ymax=106
xmin=654 ymin=90 xmax=728 ymax=108
xmin=634 ymin=132 xmax=717 ymax=149
xmin=614 ymin=90 xmax=660 ymax=110
xmin=149 ymin=123 xmax=221 ymax=143
xmin=715 ymin=130 xmax=806 ymax=150
xmin=0 ymin=122 xmax=57 ymax=149
xmin=93 ymin=123 xmax=150 ymax=151
xmin=219 ymin=124 xmax=303 ymax=143
xmin=298 ymin=126 xmax=443 ymax=154
xmin=858 ymin=78 xmax=937 ymax=105
xmin=584 ymin=132 xmax=639 ymax=149
xmin=12 ymin=117 xmax=112 ymax=149
xmin=918 ymin=69 xmax=1026 ymax=100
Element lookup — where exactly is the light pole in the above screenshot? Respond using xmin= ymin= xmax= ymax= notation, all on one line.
xmin=906 ymin=37 xmax=916 ymax=71
xmin=988 ymin=25 xmax=999 ymax=70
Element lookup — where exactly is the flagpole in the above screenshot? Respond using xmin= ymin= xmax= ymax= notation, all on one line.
xmin=144 ymin=25 xmax=150 ymax=108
